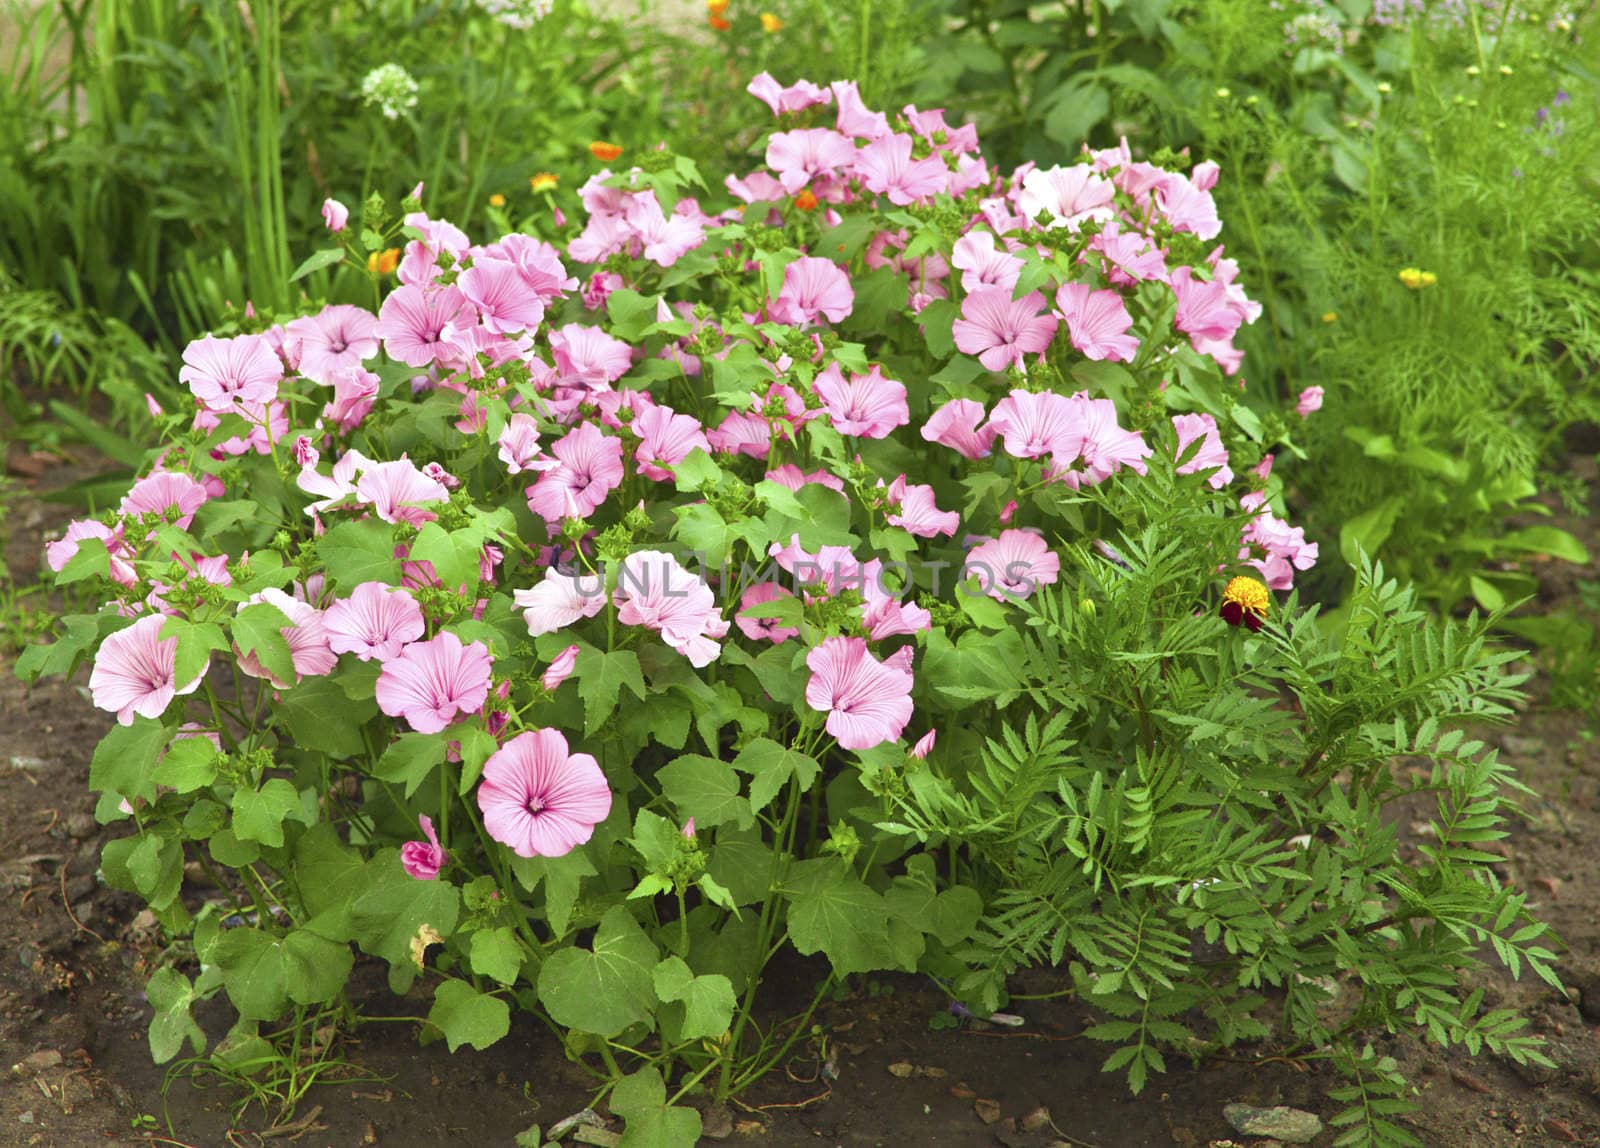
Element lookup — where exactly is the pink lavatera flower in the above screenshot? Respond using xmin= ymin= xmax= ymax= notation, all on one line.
xmin=477 ymin=728 xmax=613 ymax=858
xmin=1089 ymin=222 xmax=1168 ymax=287
xmin=613 ymin=550 xmax=728 ymax=667
xmin=90 ymin=613 xmax=208 ymax=726
xmin=706 ymin=410 xmax=772 ymax=459
xmin=481 ymin=233 xmax=578 ymax=301
xmin=1155 ymin=173 xmax=1222 ymax=240
xmin=497 ymin=412 xmax=550 ymax=475
xmin=1169 ymin=266 xmax=1244 ymax=344
xmin=236 ymin=588 xmax=337 ymax=688
xmin=120 ymin=471 xmax=210 ymax=533
xmin=322 ymin=366 xmax=380 ymax=433
xmin=921 ymin=398 xmax=996 ymax=460
xmin=1050 ymin=393 xmax=1153 ymax=490
xmin=623 ymin=191 xmax=706 ymax=267
xmin=987 ymin=389 xmax=1081 ymax=460
xmin=376 ymin=631 xmax=494 ymax=734
xmin=910 ymin=729 xmax=936 ymax=759
xmin=355 ymin=458 xmax=452 ymax=526
xmin=804 ymin=635 xmax=914 ymax=750
xmin=401 ymin=814 xmax=447 ymax=881
xmin=46 ymin=520 xmax=138 ymax=586
xmin=766 ymin=128 xmax=857 ymax=194
xmin=297 ymin=448 xmax=375 ymax=520
xmin=1297 ymin=386 xmax=1324 ymax=417
xmin=376 ymin=285 xmax=475 ymax=368
xmin=542 ymin=643 xmax=580 ymax=691
xmin=747 ymin=72 xmax=832 ymax=116
xmin=812 ymin=363 xmax=909 ymax=438
xmin=285 ymin=305 xmax=379 ymax=384
xmin=1016 ymin=164 xmax=1115 ymax=231
xmin=764 ymin=464 xmax=845 ymax=493
xmin=1172 ymin=413 xmax=1234 ymax=489
xmin=458 ymin=256 xmax=548 ymax=336
xmin=882 ymin=475 xmax=959 ymax=538
xmin=1054 ymin=282 xmax=1140 ymax=363
xmin=550 ymin=324 xmax=633 ymax=390
xmin=854 ymin=133 xmax=949 ymax=205
xmin=950 ymin=229 xmax=1023 ymax=293
xmin=736 ymin=582 xmax=800 ymax=643
xmin=965 ymin=530 xmax=1061 ymax=600
xmin=830 ymin=80 xmax=890 ymax=140
xmin=1240 ymin=507 xmax=1319 ymax=590
xmin=952 ymin=287 xmax=1058 ymax=372
xmin=321 ymin=197 xmax=348 ymax=232
xmin=180 ymin=333 xmax=283 ymax=414
xmin=768 ymin=257 xmax=854 ymax=327
xmin=632 ymin=404 xmax=710 ymax=482
xmin=324 ymin=582 xmax=426 ymax=661
xmin=515 ymin=567 xmax=608 ymax=635
xmin=525 ymin=423 xmax=625 ymax=523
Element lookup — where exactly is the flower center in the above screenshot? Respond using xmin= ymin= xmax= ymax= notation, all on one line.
xmin=526 ymin=796 xmax=546 ymax=816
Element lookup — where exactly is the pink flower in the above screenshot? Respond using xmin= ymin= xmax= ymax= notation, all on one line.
xmin=988 ymin=390 xmax=1081 ymax=459
xmin=1240 ymin=508 xmax=1318 ymax=590
xmin=321 ymin=198 xmax=349 ymax=232
xmin=497 ymin=413 xmax=549 ymax=475
xmin=1155 ymin=174 xmax=1221 ymax=240
xmin=882 ymin=475 xmax=959 ymax=538
xmin=550 ymin=324 xmax=633 ymax=390
xmin=355 ymin=458 xmax=451 ymax=526
xmin=542 ymin=643 xmax=580 ymax=691
xmin=144 ymin=393 xmax=164 ymax=419
xmin=1016 ymin=165 xmax=1115 ymax=230
xmin=525 ymin=423 xmax=625 ymax=523
xmin=910 ymin=730 xmax=936 ymax=759
xmin=921 ymin=398 xmax=996 ymax=460
xmin=1172 ymin=413 xmax=1233 ymax=489
xmin=322 ymin=365 xmax=381 ymax=433
xmin=1296 ymin=386 xmax=1324 ymax=418
xmin=707 ymin=411 xmax=772 ymax=459
xmin=804 ymin=636 xmax=914 ymax=750
xmin=614 ymin=550 xmax=728 ymax=667
xmin=632 ymin=404 xmax=710 ymax=481
xmin=624 ymin=191 xmax=705 ymax=267
xmin=376 ymin=285 xmax=475 ymax=368
xmin=236 ymin=588 xmax=337 ymax=688
xmin=325 ymin=582 xmax=425 ymax=661
xmin=765 ymin=464 xmax=845 ymax=493
xmin=180 ymin=333 xmax=283 ymax=414
xmin=812 ymin=363 xmax=908 ymax=438
xmin=1089 ymin=222 xmax=1168 ymax=286
xmin=376 ymin=631 xmax=494 ymax=734
xmin=400 ymin=814 xmax=447 ymax=880
xmin=1054 ymin=282 xmax=1139 ymax=363
xmin=477 ymin=728 xmax=612 ymax=858
xmin=736 ymin=582 xmax=799 ymax=643
xmin=853 ymin=133 xmax=948 ymax=205
xmin=286 ymin=304 xmax=379 ymax=384
xmin=747 ymin=72 xmax=832 ymax=115
xmin=1050 ymin=394 xmax=1152 ymax=489
xmin=831 ymin=80 xmax=890 ymax=140
xmin=951 ymin=229 xmax=1023 ymax=293
xmin=965 ymin=530 xmax=1060 ymax=600
xmin=120 ymin=471 xmax=210 ymax=532
xmin=766 ymin=128 xmax=857 ymax=194
xmin=952 ymin=287 xmax=1058 ymax=372
xmin=47 ymin=520 xmax=137 ymax=586
xmin=459 ymin=256 xmax=547 ymax=335
xmin=515 ymin=567 xmax=608 ymax=635
xmin=90 ymin=614 xmax=208 ymax=726
xmin=769 ymin=257 xmax=854 ymax=327
xmin=1170 ymin=267 xmax=1243 ymax=344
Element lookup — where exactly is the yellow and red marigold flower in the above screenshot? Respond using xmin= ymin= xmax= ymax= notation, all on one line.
xmin=589 ymin=141 xmax=624 ymax=162
xmin=530 ymin=172 xmax=559 ymax=193
xmin=367 ymin=247 xmax=400 ymax=275
xmin=488 ymin=193 xmax=506 ymax=207
xmin=1220 ymin=576 xmax=1270 ymax=631
xmin=708 ymin=0 xmax=730 ymax=30
xmin=760 ymin=11 xmax=783 ymax=31
xmin=793 ymin=188 xmax=819 ymax=212
xmin=1397 ymin=267 xmax=1437 ymax=290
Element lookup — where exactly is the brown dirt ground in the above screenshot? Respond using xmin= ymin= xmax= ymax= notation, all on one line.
xmin=1 ymin=441 xmax=1599 ymax=1148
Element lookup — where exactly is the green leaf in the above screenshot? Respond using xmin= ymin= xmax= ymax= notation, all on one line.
xmin=606 ymin=288 xmax=662 ymax=341
xmin=656 ymin=755 xmax=753 ymax=830
xmin=375 ymin=732 xmax=448 ymax=799
xmin=652 ymin=957 xmax=735 ymax=1041
xmin=510 ymin=848 xmax=597 ymax=940
xmin=1043 ymin=80 xmax=1111 ymax=147
xmin=232 ymin=779 xmax=305 ymax=848
xmin=456 ymin=725 xmax=499 ymax=793
xmin=885 ymin=855 xmax=983 ymax=947
xmin=89 ymin=718 xmax=174 ymax=807
xmin=280 ymin=929 xmax=355 ymax=1006
xmin=279 ymin=677 xmax=375 ymax=758
xmin=350 ymin=851 xmax=462 ymax=971
xmin=47 ymin=399 xmax=144 ymax=467
xmin=13 ymin=613 xmax=103 ymax=682
xmin=705 ymin=825 xmax=778 ymax=906
xmin=292 ymin=824 xmax=366 ymax=941
xmin=54 ymin=536 xmax=111 ymax=584
xmin=289 ymin=246 xmax=347 ymax=282
xmin=233 ymin=602 xmax=295 ymax=685
xmin=612 ymin=1067 xmax=702 ymax=1148
xmin=732 ymin=738 xmax=821 ymax=814
xmin=469 ymin=926 xmax=525 ymax=986
xmin=146 ymin=968 xmax=207 ymax=1063
xmin=211 ymin=928 xmax=289 ymax=1021
xmin=161 ymin=619 xmax=226 ymax=687
xmin=318 ymin=519 xmax=401 ymax=587
xmin=576 ymin=648 xmax=647 ymax=735
xmin=410 ymin=522 xmax=480 ymax=592
xmin=784 ymin=858 xmax=903 ymax=977
xmin=536 ymin=905 xmax=659 ymax=1036
xmin=919 ymin=299 xmax=959 ymax=359
xmin=427 ymin=980 xmax=511 ymax=1052
xmin=119 ymin=832 xmax=184 ymax=908
xmin=1498 ymin=526 xmax=1589 ymax=564
xmin=668 ymin=447 xmax=724 ymax=492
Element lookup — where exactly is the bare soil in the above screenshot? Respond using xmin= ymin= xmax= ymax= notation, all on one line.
xmin=2 ymin=443 xmax=1599 ymax=1147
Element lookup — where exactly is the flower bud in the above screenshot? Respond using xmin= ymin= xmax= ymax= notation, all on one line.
xmin=542 ymin=643 xmax=580 ymax=691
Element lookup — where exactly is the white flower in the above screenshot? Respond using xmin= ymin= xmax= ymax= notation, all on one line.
xmin=360 ymin=63 xmax=420 ymax=120
xmin=475 ymin=0 xmax=553 ymax=28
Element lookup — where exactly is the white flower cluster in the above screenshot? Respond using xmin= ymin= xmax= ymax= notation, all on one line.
xmin=360 ymin=63 xmax=420 ymax=120
xmin=475 ymin=0 xmax=554 ymax=29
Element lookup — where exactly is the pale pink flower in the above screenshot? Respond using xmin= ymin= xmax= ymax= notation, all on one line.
xmin=525 ymin=423 xmax=625 ymax=523
xmin=497 ymin=413 xmax=549 ymax=475
xmin=766 ymin=128 xmax=857 ymax=194
xmin=1170 ymin=267 xmax=1244 ymax=344
xmin=910 ymin=730 xmax=936 ymax=759
xmin=1240 ymin=508 xmax=1319 ymax=590
xmin=952 ymin=287 xmax=1058 ymax=372
xmin=804 ymin=636 xmax=914 ymax=750
xmin=812 ymin=363 xmax=908 ymax=438
xmin=236 ymin=588 xmax=337 ymax=688
xmin=482 ymin=233 xmax=578 ymax=301
xmin=1254 ymin=453 xmax=1275 ymax=482
xmin=515 ymin=567 xmax=608 ymax=635
xmin=477 ymin=728 xmax=612 ymax=858
xmin=322 ymin=366 xmax=380 ymax=432
xmin=180 ymin=333 xmax=283 ymax=413
xmin=90 ymin=614 xmax=208 ymax=726
xmin=286 ymin=305 xmax=379 ymax=384
xmin=624 ymin=191 xmax=705 ymax=267
xmin=321 ymin=198 xmax=349 ymax=232
xmin=632 ymin=404 xmax=710 ymax=482
xmin=769 ymin=257 xmax=854 ymax=327
xmin=298 ymin=448 xmax=374 ymax=519
xmin=46 ymin=520 xmax=137 ymax=586
xmin=725 ymin=169 xmax=788 ymax=204
xmin=459 ymin=256 xmax=547 ymax=335
xmin=355 ymin=458 xmax=451 ymax=526
xmin=324 ymin=582 xmax=425 ymax=661
xmin=120 ymin=471 xmax=209 ymax=532
xmin=376 ymin=285 xmax=475 ymax=367
xmin=550 ymin=324 xmax=633 ymax=389
xmin=747 ymin=72 xmax=832 ymax=115
xmin=144 ymin=393 xmax=164 ymax=419
xmin=1050 ymin=394 xmax=1152 ymax=489
xmin=614 ymin=550 xmax=728 ymax=667
xmin=1155 ymin=174 xmax=1222 ymax=240
xmin=376 ymin=631 xmax=493 ymax=734
xmin=706 ymin=410 xmax=772 ymax=458
xmin=921 ymin=398 xmax=996 ymax=459
xmin=1296 ymin=386 xmax=1324 ymax=418
xmin=542 ymin=643 xmax=580 ymax=691
xmin=192 ymin=397 xmax=287 ymax=457
xmin=1016 ymin=165 xmax=1115 ymax=230
xmin=1172 ymin=413 xmax=1233 ymax=489
xmin=951 ymin=229 xmax=1023 ymax=293
xmin=987 ymin=389 xmax=1081 ymax=459
xmin=965 ymin=530 xmax=1060 ymax=600
xmin=764 ymin=464 xmax=845 ymax=493
xmin=831 ymin=80 xmax=891 ymax=140
xmin=853 ymin=133 xmax=948 ymax=205
xmin=401 ymin=814 xmax=447 ymax=880
xmin=682 ymin=818 xmax=696 ymax=840
xmin=882 ymin=475 xmax=959 ymax=538
xmin=1054 ymin=282 xmax=1139 ymax=363
xmin=736 ymin=582 xmax=799 ymax=643
xmin=1089 ymin=222 xmax=1168 ymax=286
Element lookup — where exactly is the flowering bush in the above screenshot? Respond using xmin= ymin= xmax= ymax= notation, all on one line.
xmin=18 ymin=72 xmax=1557 ymax=1142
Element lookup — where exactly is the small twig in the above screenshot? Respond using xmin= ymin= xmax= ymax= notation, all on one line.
xmin=131 ymin=1137 xmax=203 ymax=1148
xmin=37 ymin=807 xmax=58 ymax=833
xmin=729 ymin=1086 xmax=833 ymax=1113
xmin=257 ymin=1103 xmax=326 ymax=1140
xmin=60 ymin=865 xmax=107 ymax=945
xmin=1043 ymin=1115 xmax=1102 ymax=1148
xmin=959 ymin=1029 xmax=1082 ymax=1042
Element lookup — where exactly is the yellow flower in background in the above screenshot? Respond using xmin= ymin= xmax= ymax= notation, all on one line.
xmin=1398 ymin=267 xmax=1436 ymax=290
xmin=589 ymin=141 xmax=623 ymax=162
xmin=1418 ymin=270 xmax=1437 ymax=287
xmin=1321 ymin=311 xmax=1337 ymax=323
xmin=530 ymin=172 xmax=559 ymax=193
xmin=368 ymin=247 xmax=400 ymax=275
xmin=761 ymin=11 xmax=783 ymax=31
xmin=488 ymin=193 xmax=506 ymax=207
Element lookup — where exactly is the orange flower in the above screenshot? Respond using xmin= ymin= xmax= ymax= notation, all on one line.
xmin=368 ymin=248 xmax=400 ymax=275
xmin=589 ymin=141 xmax=623 ymax=162
xmin=793 ymin=189 xmax=818 ymax=212
xmin=760 ymin=11 xmax=782 ymax=31
xmin=709 ymin=14 xmax=730 ymax=29
xmin=488 ymin=193 xmax=506 ymax=207
xmin=530 ymin=172 xmax=559 ymax=193
xmin=708 ymin=0 xmax=730 ymax=28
